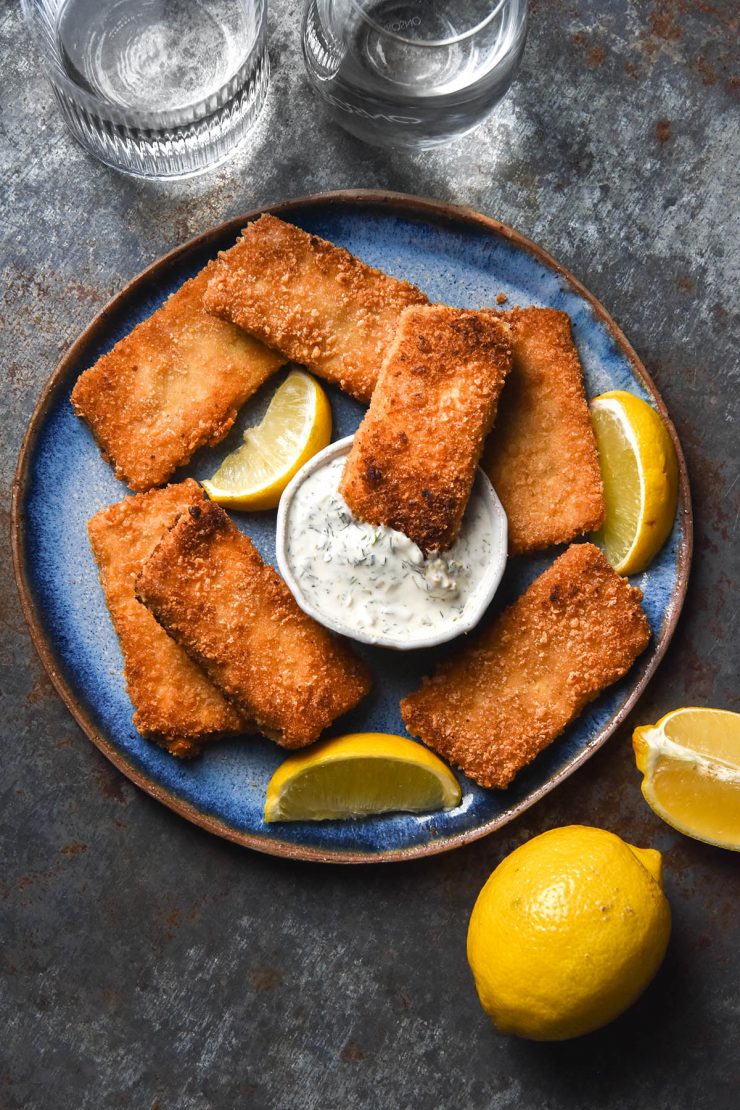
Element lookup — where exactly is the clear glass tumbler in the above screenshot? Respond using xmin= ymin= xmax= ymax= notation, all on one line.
xmin=302 ymin=0 xmax=528 ymax=149
xmin=22 ymin=0 xmax=269 ymax=179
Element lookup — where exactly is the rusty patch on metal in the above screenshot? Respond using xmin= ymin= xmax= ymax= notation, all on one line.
xmin=587 ymin=44 xmax=607 ymax=67
xmin=340 ymin=1041 xmax=365 ymax=1062
xmin=25 ymin=671 xmax=55 ymax=706
xmin=59 ymin=842 xmax=88 ymax=856
xmin=690 ymin=54 xmax=717 ymax=84
xmin=92 ymin=761 xmax=129 ymax=804
xmin=649 ymin=8 xmax=683 ymax=43
xmin=250 ymin=967 xmax=283 ymax=991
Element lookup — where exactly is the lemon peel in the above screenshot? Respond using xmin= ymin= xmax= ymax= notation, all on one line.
xmin=467 ymin=825 xmax=671 ymax=1040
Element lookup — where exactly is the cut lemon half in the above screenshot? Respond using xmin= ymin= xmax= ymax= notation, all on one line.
xmin=203 ymin=370 xmax=332 ymax=510
xmin=590 ymin=390 xmax=678 ymax=575
xmin=264 ymin=733 xmax=462 ymax=822
xmin=633 ymin=708 xmax=740 ymax=851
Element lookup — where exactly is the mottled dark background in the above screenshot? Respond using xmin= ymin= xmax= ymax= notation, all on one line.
xmin=2 ymin=1 xmax=738 ymax=1107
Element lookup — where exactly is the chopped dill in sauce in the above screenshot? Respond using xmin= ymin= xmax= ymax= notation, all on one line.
xmin=285 ymin=456 xmax=495 ymax=642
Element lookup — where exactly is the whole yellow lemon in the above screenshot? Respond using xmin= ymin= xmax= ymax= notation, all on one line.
xmin=467 ymin=825 xmax=671 ymax=1040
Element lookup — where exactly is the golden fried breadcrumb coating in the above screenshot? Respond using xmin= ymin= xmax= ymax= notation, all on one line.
xmin=401 ymin=543 xmax=650 ymax=788
xmin=87 ymin=481 xmax=251 ymax=757
xmin=71 ymin=264 xmax=284 ymax=491
xmin=203 ymin=214 xmax=429 ymax=403
xmin=340 ymin=305 xmax=512 ymax=552
xmin=483 ymin=307 xmax=605 ymax=554
xmin=136 ymin=500 xmax=371 ymax=748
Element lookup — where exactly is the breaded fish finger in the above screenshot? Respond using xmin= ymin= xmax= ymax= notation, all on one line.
xmin=136 ymin=500 xmax=371 ymax=748
xmin=401 ymin=543 xmax=650 ymax=788
xmin=340 ymin=305 xmax=512 ymax=552
xmin=203 ymin=214 xmax=428 ymax=403
xmin=71 ymin=264 xmax=284 ymax=491
xmin=88 ymin=480 xmax=251 ymax=757
xmin=483 ymin=307 xmax=605 ymax=554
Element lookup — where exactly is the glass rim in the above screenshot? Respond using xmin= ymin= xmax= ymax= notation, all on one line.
xmin=348 ymin=0 xmax=510 ymax=48
xmin=21 ymin=0 xmax=267 ymax=129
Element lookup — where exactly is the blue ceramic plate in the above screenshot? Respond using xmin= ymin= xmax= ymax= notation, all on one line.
xmin=12 ymin=191 xmax=691 ymax=863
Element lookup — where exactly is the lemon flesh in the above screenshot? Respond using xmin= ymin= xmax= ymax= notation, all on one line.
xmin=467 ymin=825 xmax=671 ymax=1041
xmin=264 ymin=733 xmax=461 ymax=822
xmin=203 ymin=370 xmax=332 ymax=510
xmin=633 ymin=707 xmax=740 ymax=851
xmin=590 ymin=390 xmax=678 ymax=574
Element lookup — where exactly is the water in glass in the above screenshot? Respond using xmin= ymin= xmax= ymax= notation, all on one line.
xmin=302 ymin=0 xmax=528 ymax=149
xmin=24 ymin=0 xmax=269 ymax=178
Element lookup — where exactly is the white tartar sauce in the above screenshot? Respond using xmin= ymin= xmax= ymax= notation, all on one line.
xmin=284 ymin=456 xmax=496 ymax=643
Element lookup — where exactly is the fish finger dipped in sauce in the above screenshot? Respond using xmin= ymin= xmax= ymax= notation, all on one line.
xmin=340 ymin=305 xmax=512 ymax=553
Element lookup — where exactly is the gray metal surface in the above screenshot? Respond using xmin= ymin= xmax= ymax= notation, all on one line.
xmin=1 ymin=1 xmax=738 ymax=1107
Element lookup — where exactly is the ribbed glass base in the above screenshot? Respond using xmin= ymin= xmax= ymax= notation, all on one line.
xmin=54 ymin=49 xmax=269 ymax=179
xmin=23 ymin=0 xmax=269 ymax=180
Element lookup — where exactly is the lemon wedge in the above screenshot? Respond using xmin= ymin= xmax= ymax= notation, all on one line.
xmin=590 ymin=390 xmax=678 ymax=574
xmin=633 ymin=708 xmax=740 ymax=851
xmin=203 ymin=370 xmax=332 ymax=510
xmin=264 ymin=733 xmax=462 ymax=822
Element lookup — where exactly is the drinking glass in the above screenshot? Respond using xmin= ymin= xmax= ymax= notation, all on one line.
xmin=302 ymin=0 xmax=528 ymax=149
xmin=22 ymin=0 xmax=269 ymax=179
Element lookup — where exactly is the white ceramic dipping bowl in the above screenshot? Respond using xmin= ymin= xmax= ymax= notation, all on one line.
xmin=276 ymin=435 xmax=508 ymax=651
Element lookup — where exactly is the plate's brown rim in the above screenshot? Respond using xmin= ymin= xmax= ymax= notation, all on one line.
xmin=11 ymin=188 xmax=693 ymax=866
